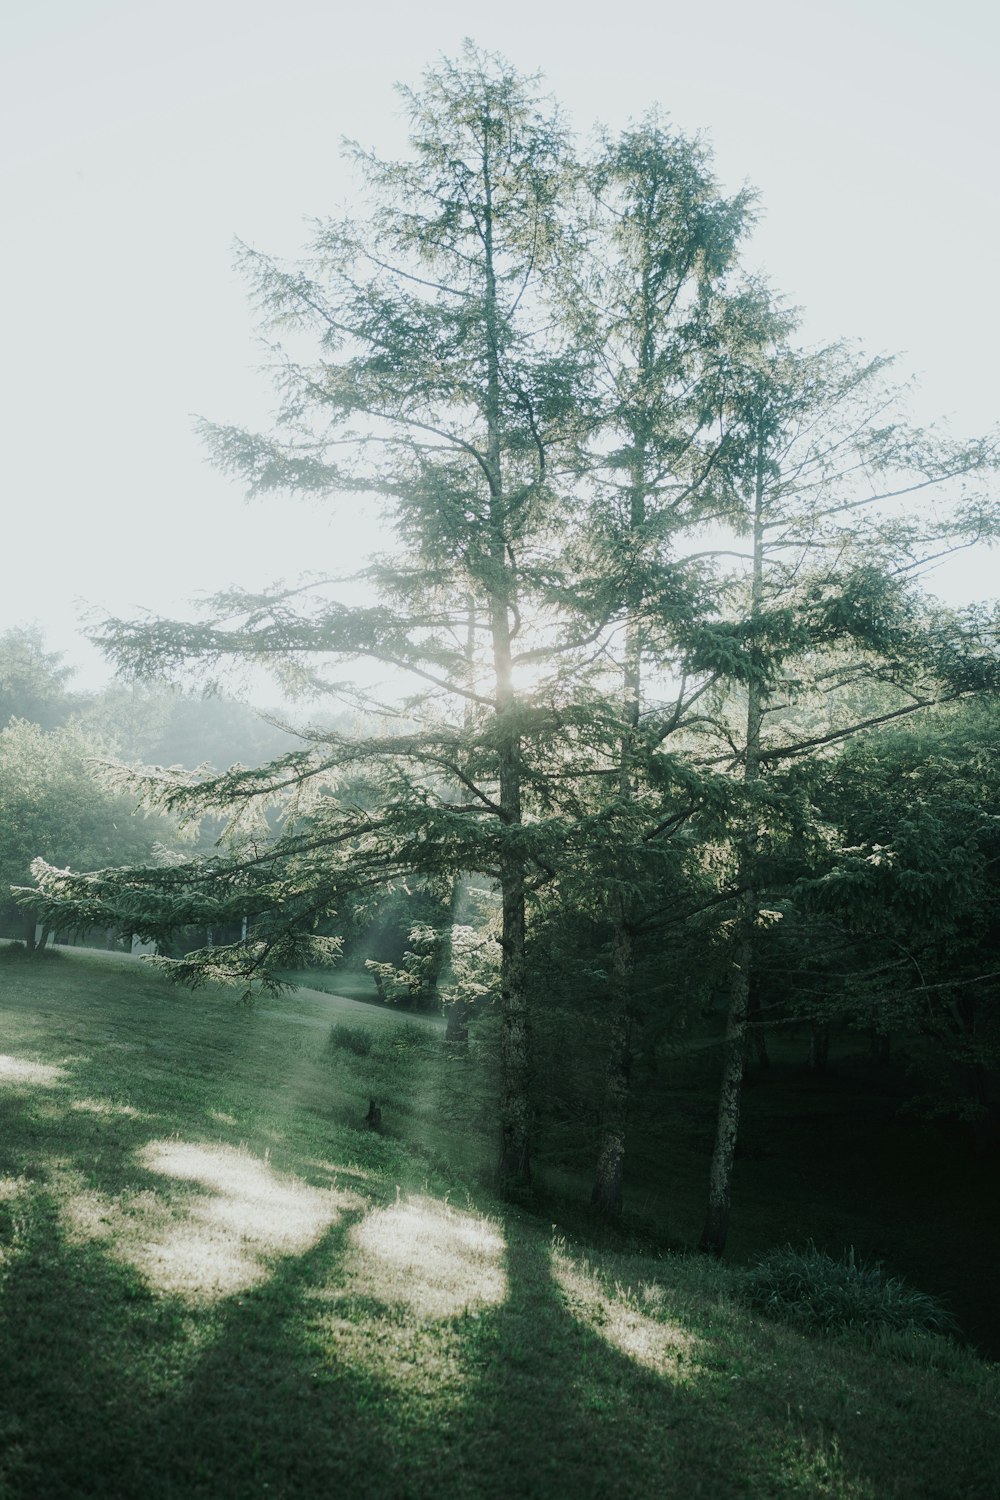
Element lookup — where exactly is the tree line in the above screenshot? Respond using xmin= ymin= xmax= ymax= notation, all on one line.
xmin=24 ymin=47 xmax=1000 ymax=1252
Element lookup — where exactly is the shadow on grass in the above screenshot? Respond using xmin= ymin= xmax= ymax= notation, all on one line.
xmin=1 ymin=955 xmax=998 ymax=1499
xmin=2 ymin=1156 xmax=999 ymax=1497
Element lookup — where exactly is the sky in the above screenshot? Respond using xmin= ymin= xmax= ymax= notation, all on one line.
xmin=2 ymin=0 xmax=997 ymax=693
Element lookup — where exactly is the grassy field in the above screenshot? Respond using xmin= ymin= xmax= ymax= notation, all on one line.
xmin=1 ymin=947 xmax=998 ymax=1499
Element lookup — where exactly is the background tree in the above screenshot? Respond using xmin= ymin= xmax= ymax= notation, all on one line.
xmin=798 ymin=697 xmax=1000 ymax=1148
xmin=0 ymin=626 xmax=76 ymax=730
xmin=681 ymin=336 xmax=999 ymax=1254
xmin=0 ymin=719 xmax=178 ymax=950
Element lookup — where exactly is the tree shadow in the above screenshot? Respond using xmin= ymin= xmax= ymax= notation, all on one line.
xmin=441 ymin=1209 xmax=1000 ymax=1499
xmin=2 ymin=1162 xmax=998 ymax=1499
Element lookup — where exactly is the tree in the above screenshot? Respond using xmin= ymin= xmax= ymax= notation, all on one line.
xmin=31 ymin=46 xmax=596 ymax=1189
xmin=681 ymin=337 xmax=1000 ymax=1254
xmin=0 ymin=719 xmax=175 ymax=949
xmin=562 ymin=120 xmax=766 ymax=1215
xmin=798 ymin=697 xmax=1000 ymax=1148
xmin=0 ymin=626 xmax=75 ymax=730
xmin=23 ymin=48 xmax=999 ymax=1225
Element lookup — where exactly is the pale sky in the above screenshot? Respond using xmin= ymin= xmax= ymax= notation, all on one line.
xmin=2 ymin=0 xmax=997 ymax=691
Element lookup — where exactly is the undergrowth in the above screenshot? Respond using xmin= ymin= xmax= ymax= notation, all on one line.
xmin=742 ymin=1242 xmax=959 ymax=1340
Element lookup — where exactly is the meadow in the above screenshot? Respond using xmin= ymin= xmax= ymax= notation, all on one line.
xmin=0 ymin=945 xmax=997 ymax=1499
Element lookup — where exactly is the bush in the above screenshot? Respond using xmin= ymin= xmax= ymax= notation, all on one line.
xmin=742 ymin=1243 xmax=959 ymax=1340
xmin=327 ymin=1023 xmax=374 ymax=1057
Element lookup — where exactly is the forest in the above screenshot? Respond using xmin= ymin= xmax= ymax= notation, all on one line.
xmin=2 ymin=44 xmax=999 ymax=1499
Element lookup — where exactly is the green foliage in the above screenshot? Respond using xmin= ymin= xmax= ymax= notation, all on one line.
xmin=0 ymin=625 xmax=75 ymax=729
xmin=0 ymin=718 xmax=179 ymax=931
xmin=742 ymin=1244 xmax=959 ymax=1341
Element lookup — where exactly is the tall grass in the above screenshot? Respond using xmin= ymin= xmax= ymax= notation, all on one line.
xmin=742 ymin=1243 xmax=959 ymax=1340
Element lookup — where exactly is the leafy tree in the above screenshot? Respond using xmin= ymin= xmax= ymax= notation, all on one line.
xmin=562 ymin=121 xmax=771 ymax=1215
xmin=72 ymin=681 xmax=303 ymax=771
xmin=799 ymin=699 xmax=1000 ymax=1146
xmin=22 ymin=47 xmax=1000 ymax=1227
xmin=0 ymin=720 xmax=175 ymax=949
xmin=0 ymin=626 xmax=76 ymax=730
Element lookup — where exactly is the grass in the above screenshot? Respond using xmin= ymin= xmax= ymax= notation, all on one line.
xmin=0 ymin=946 xmax=998 ymax=1498
xmin=276 ymin=964 xmax=386 ymax=1007
xmin=741 ymin=1244 xmax=959 ymax=1340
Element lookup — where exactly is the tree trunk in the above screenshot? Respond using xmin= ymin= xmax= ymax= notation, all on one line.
xmin=808 ymin=1021 xmax=830 ymax=1074
xmin=591 ymin=915 xmax=633 ymax=1217
xmin=445 ymin=997 xmax=471 ymax=1051
xmin=482 ymin=166 xmax=532 ymax=1191
xmin=748 ymin=989 xmax=770 ymax=1068
xmin=699 ymin=423 xmax=766 ymax=1258
xmin=23 ymin=915 xmax=36 ymax=954
xmin=497 ymin=843 xmax=530 ymax=1185
xmin=591 ymin=447 xmax=647 ymax=1216
xmin=699 ymin=904 xmax=752 ymax=1256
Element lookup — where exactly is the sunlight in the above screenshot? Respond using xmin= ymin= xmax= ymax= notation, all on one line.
xmin=59 ymin=1141 xmax=361 ymax=1303
xmin=349 ymin=1195 xmax=507 ymax=1318
xmin=550 ymin=1247 xmax=701 ymax=1380
xmin=0 ymin=1054 xmax=65 ymax=1088
xmin=122 ymin=1140 xmax=359 ymax=1300
xmin=71 ymin=1097 xmax=140 ymax=1118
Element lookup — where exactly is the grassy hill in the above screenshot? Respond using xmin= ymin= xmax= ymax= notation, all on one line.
xmin=0 ymin=947 xmax=997 ymax=1499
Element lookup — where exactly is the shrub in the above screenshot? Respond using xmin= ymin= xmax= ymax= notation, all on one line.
xmin=327 ymin=1023 xmax=374 ymax=1057
xmin=742 ymin=1243 xmax=959 ymax=1340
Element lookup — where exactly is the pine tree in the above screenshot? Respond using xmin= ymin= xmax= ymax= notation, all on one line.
xmin=688 ymin=337 xmax=1000 ymax=1254
xmin=31 ymin=46 xmax=596 ymax=1189
xmin=544 ymin=120 xmax=760 ymax=1214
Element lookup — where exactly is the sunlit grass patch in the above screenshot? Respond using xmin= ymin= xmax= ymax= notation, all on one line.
xmin=0 ymin=1053 xmax=66 ymax=1088
xmin=348 ymin=1195 xmax=507 ymax=1319
xmin=56 ymin=1140 xmax=363 ymax=1302
xmin=550 ymin=1242 xmax=702 ymax=1379
xmin=70 ymin=1096 xmax=141 ymax=1119
xmin=123 ymin=1140 xmax=361 ymax=1301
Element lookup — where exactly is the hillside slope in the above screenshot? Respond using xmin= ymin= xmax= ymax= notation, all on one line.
xmin=0 ymin=948 xmax=996 ymax=1499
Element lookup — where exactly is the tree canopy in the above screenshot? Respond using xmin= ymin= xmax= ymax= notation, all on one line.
xmin=25 ymin=45 xmax=1000 ymax=1218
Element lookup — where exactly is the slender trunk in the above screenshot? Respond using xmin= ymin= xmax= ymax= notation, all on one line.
xmin=591 ymin=449 xmax=646 ymax=1215
xmin=591 ymin=912 xmax=633 ymax=1215
xmin=494 ymin=575 xmax=529 ymax=1185
xmin=481 ymin=149 xmax=531 ymax=1188
xmin=699 ymin=890 xmax=754 ymax=1256
xmin=700 ymin=427 xmax=766 ymax=1257
xmin=748 ymin=988 xmax=770 ymax=1068
xmin=445 ymin=997 xmax=471 ymax=1050
xmin=870 ymin=1030 xmax=891 ymax=1065
xmin=445 ymin=602 xmax=479 ymax=1056
xmin=808 ymin=1021 xmax=830 ymax=1074
xmin=23 ymin=916 xmax=36 ymax=954
xmin=497 ymin=840 xmax=530 ymax=1184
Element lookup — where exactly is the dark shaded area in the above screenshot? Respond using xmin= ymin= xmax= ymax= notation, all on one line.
xmin=624 ymin=1026 xmax=1000 ymax=1358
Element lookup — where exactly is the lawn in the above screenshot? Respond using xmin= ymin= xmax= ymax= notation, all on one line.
xmin=0 ymin=946 xmax=997 ymax=1498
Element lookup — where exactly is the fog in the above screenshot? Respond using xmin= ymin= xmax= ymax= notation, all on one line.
xmin=3 ymin=0 xmax=996 ymax=694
